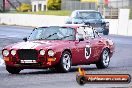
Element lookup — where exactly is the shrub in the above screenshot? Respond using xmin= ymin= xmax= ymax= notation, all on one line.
xmin=47 ymin=0 xmax=61 ymax=10
xmin=17 ymin=3 xmax=32 ymax=12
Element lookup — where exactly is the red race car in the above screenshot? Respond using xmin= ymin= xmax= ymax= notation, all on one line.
xmin=2 ymin=24 xmax=115 ymax=74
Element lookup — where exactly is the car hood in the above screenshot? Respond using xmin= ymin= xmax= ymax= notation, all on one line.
xmin=74 ymin=18 xmax=103 ymax=23
xmin=5 ymin=40 xmax=69 ymax=50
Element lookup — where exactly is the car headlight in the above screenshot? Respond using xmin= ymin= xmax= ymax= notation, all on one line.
xmin=2 ymin=50 xmax=9 ymax=57
xmin=48 ymin=50 xmax=55 ymax=57
xmin=11 ymin=50 xmax=16 ymax=56
xmin=40 ymin=50 xmax=45 ymax=56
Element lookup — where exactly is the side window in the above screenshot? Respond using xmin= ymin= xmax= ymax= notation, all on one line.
xmin=84 ymin=27 xmax=94 ymax=39
xmin=76 ymin=27 xmax=95 ymax=40
xmin=76 ymin=27 xmax=85 ymax=40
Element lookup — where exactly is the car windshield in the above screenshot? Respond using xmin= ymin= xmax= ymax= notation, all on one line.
xmin=28 ymin=27 xmax=75 ymax=41
xmin=72 ymin=11 xmax=102 ymax=19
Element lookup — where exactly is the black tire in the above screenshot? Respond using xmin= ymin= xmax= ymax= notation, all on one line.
xmin=96 ymin=48 xmax=110 ymax=69
xmin=6 ymin=66 xmax=21 ymax=74
xmin=103 ymin=28 xmax=109 ymax=35
xmin=55 ymin=51 xmax=71 ymax=73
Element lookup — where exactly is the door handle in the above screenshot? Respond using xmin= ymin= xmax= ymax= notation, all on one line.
xmin=86 ymin=41 xmax=90 ymax=43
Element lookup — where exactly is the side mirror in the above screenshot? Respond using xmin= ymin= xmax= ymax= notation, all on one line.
xmin=78 ymin=34 xmax=84 ymax=42
xmin=79 ymin=38 xmax=84 ymax=42
xmin=102 ymin=15 xmax=105 ymax=19
xmin=23 ymin=37 xmax=27 ymax=42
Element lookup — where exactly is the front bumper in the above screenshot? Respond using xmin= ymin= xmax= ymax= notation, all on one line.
xmin=4 ymin=57 xmax=58 ymax=69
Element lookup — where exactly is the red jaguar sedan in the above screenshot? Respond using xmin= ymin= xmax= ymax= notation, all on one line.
xmin=2 ymin=24 xmax=115 ymax=74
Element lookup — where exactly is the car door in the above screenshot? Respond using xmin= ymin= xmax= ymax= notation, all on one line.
xmin=72 ymin=27 xmax=88 ymax=65
xmin=81 ymin=27 xmax=103 ymax=64
xmin=91 ymin=31 xmax=105 ymax=60
xmin=79 ymin=27 xmax=95 ymax=64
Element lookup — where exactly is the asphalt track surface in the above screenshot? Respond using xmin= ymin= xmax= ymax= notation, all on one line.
xmin=0 ymin=25 xmax=132 ymax=88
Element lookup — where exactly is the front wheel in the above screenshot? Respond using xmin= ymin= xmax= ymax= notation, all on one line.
xmin=96 ymin=48 xmax=110 ymax=69
xmin=6 ymin=66 xmax=21 ymax=74
xmin=103 ymin=28 xmax=109 ymax=35
xmin=56 ymin=51 xmax=71 ymax=73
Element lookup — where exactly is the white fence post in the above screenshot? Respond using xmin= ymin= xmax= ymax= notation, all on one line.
xmin=118 ymin=9 xmax=130 ymax=36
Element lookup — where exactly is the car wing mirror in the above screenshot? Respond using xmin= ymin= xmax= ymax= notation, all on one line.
xmin=79 ymin=38 xmax=84 ymax=42
xmin=78 ymin=34 xmax=84 ymax=42
xmin=23 ymin=37 xmax=27 ymax=42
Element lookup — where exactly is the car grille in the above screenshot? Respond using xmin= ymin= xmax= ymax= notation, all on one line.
xmin=90 ymin=23 xmax=102 ymax=28
xmin=18 ymin=49 xmax=38 ymax=60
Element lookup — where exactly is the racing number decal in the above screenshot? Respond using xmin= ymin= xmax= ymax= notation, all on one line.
xmin=85 ymin=45 xmax=91 ymax=59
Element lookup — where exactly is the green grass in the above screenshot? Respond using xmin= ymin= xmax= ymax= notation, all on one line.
xmin=130 ymin=9 xmax=132 ymax=19
xmin=10 ymin=10 xmax=72 ymax=16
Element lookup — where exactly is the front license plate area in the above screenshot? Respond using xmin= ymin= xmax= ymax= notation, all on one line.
xmin=20 ymin=60 xmax=37 ymax=63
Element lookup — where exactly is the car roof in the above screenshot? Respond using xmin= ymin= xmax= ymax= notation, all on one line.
xmin=37 ymin=24 xmax=88 ymax=29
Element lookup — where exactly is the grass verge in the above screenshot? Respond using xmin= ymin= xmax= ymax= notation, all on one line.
xmin=10 ymin=10 xmax=72 ymax=16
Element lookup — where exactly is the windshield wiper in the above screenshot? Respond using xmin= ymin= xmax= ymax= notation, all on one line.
xmin=40 ymin=33 xmax=57 ymax=40
xmin=60 ymin=35 xmax=74 ymax=40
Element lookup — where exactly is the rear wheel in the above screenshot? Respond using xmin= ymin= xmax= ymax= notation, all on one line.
xmin=96 ymin=48 xmax=110 ymax=69
xmin=6 ymin=66 xmax=21 ymax=74
xmin=55 ymin=51 xmax=71 ymax=73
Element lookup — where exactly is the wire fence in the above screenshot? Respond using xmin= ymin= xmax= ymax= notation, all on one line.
xmin=61 ymin=0 xmax=132 ymax=19
xmin=108 ymin=0 xmax=130 ymax=8
xmin=61 ymin=0 xmax=96 ymax=10
xmin=0 ymin=0 xmax=31 ymax=12
xmin=106 ymin=0 xmax=132 ymax=19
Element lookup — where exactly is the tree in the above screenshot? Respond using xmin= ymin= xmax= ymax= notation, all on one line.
xmin=47 ymin=0 xmax=61 ymax=10
xmin=17 ymin=3 xmax=31 ymax=12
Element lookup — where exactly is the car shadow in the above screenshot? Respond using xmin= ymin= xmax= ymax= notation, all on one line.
xmin=8 ymin=66 xmax=99 ymax=75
